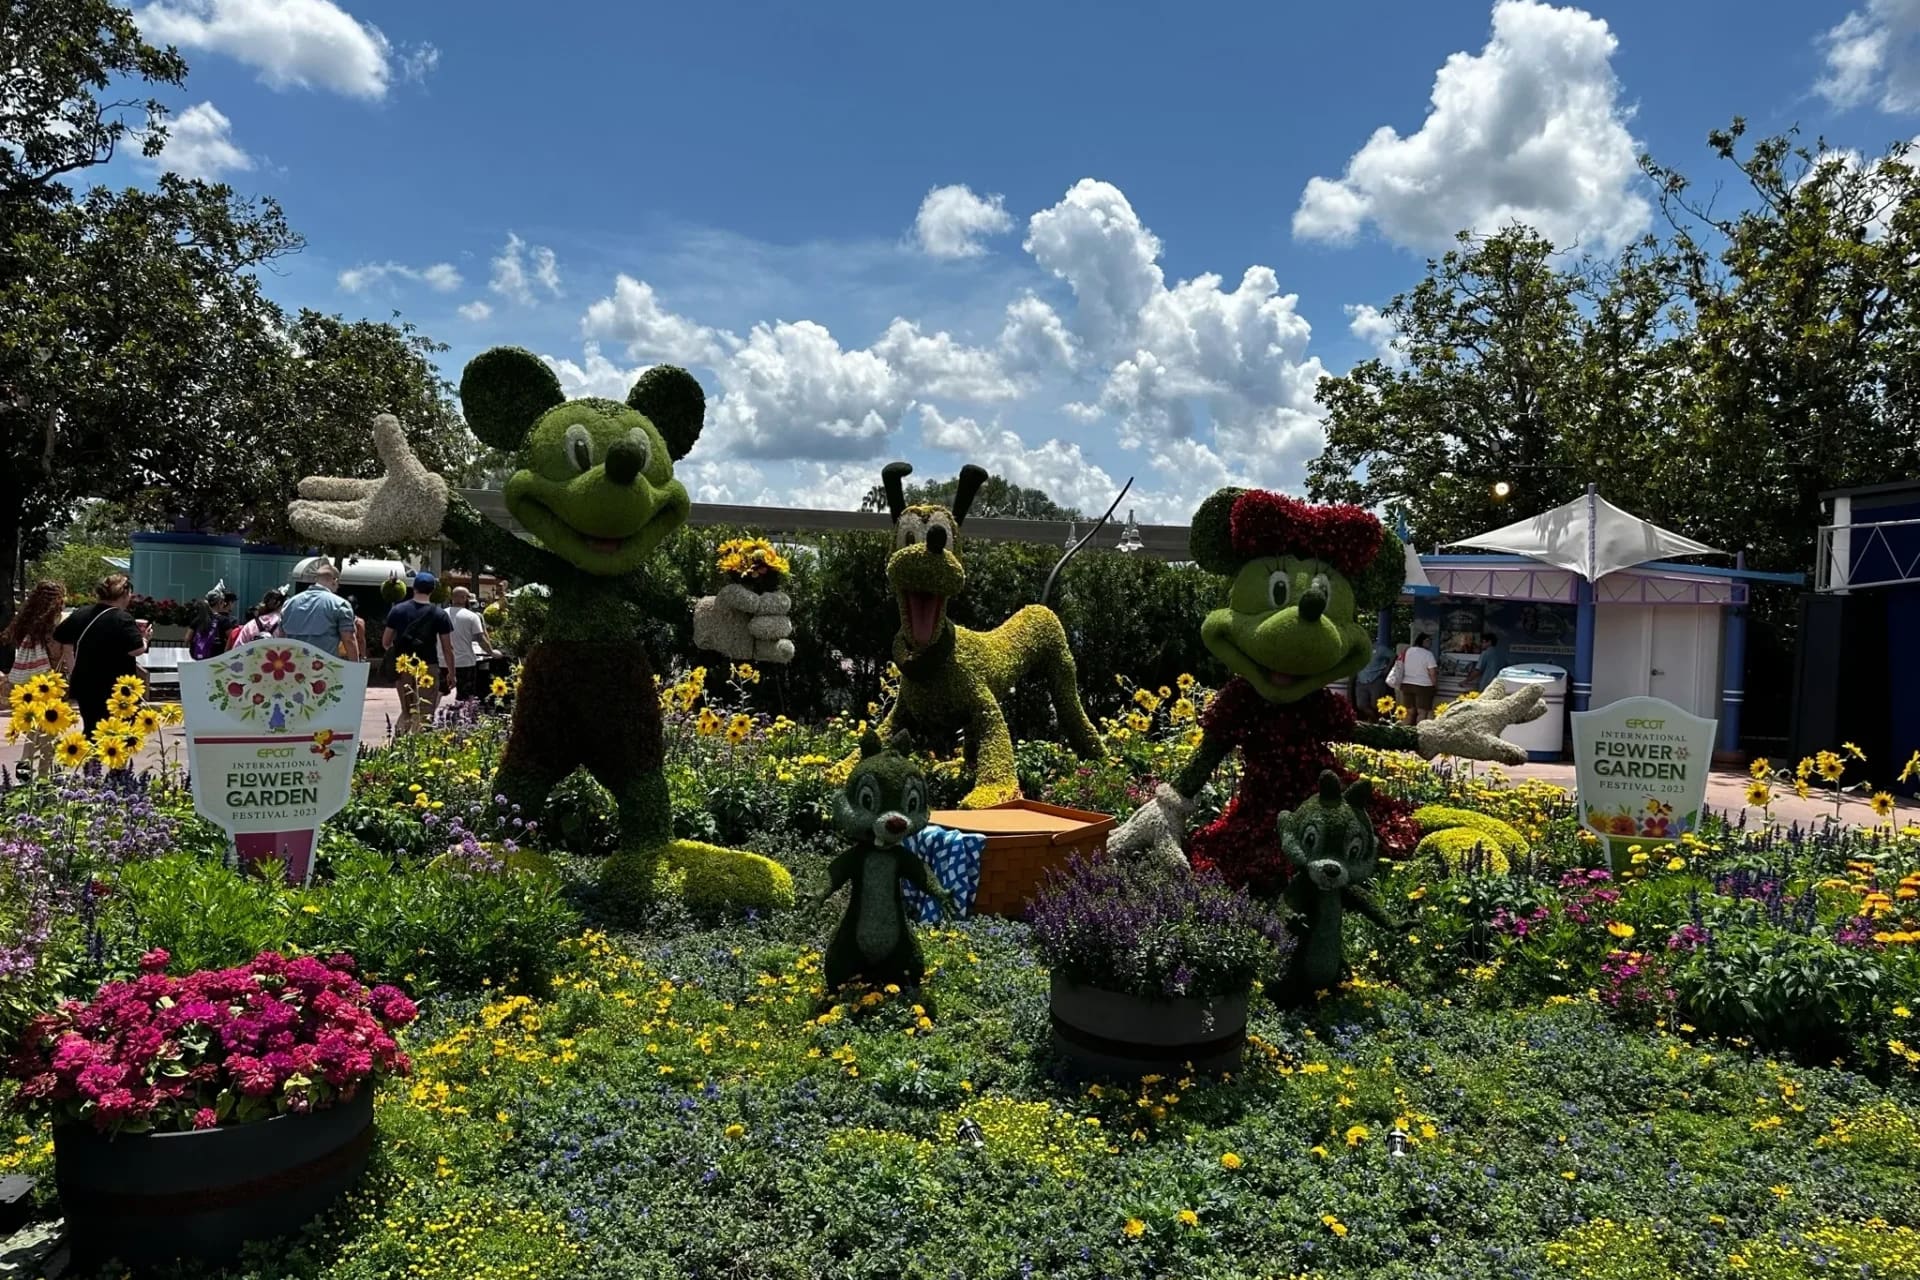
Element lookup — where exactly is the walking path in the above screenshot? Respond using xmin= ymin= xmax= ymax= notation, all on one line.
xmin=5 ymin=689 xmax=1912 ymax=831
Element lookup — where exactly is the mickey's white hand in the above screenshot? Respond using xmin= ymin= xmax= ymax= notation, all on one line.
xmin=1417 ymin=683 xmax=1547 ymax=766
xmin=289 ymin=414 xmax=448 ymax=546
xmin=1107 ymin=784 xmax=1193 ymax=869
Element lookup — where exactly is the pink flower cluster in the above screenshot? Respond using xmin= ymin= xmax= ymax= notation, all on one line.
xmin=7 ymin=949 xmax=416 ymax=1136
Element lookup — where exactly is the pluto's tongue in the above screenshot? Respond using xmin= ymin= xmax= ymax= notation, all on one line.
xmin=905 ymin=592 xmax=943 ymax=647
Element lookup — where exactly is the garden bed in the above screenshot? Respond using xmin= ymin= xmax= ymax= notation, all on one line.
xmin=2 ymin=670 xmax=1917 ymax=1278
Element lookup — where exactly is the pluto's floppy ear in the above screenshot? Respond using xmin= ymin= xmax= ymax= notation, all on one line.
xmin=882 ymin=462 xmax=912 ymax=522
xmin=627 ymin=366 xmax=706 ymax=461
xmin=460 ymin=347 xmax=565 ymax=450
xmin=860 ymin=728 xmax=885 ymax=759
xmin=951 ymin=464 xmax=989 ymax=525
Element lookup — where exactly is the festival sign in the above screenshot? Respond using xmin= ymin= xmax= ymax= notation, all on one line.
xmin=1571 ymin=695 xmax=1717 ymax=868
xmin=178 ymin=639 xmax=368 ymax=886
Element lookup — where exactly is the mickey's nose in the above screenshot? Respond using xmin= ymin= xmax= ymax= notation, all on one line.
xmin=605 ymin=438 xmax=646 ymax=486
xmin=925 ymin=524 xmax=948 ymax=555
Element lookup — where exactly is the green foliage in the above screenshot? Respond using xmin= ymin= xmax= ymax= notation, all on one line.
xmin=1674 ymin=929 xmax=1887 ymax=1056
xmin=625 ymin=365 xmax=705 ymax=461
xmin=25 ymin=542 xmax=127 ymax=600
xmin=544 ymin=769 xmax=618 ymax=856
xmin=456 ymin=345 xmax=564 ymax=451
xmin=1186 ymin=487 xmax=1244 ymax=576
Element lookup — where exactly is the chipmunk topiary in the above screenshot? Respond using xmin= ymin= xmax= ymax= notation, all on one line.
xmin=1271 ymin=770 xmax=1399 ymax=1007
xmin=288 ymin=347 xmax=793 ymax=914
xmin=861 ymin=461 xmax=1102 ymax=809
xmin=1108 ymin=488 xmax=1546 ymax=895
xmin=819 ymin=730 xmax=953 ymax=994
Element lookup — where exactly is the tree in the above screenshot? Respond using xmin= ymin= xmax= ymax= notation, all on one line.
xmin=1309 ymin=226 xmax=1673 ymax=547
xmin=0 ymin=0 xmax=186 ymax=205
xmin=1641 ymin=121 xmax=1920 ymax=573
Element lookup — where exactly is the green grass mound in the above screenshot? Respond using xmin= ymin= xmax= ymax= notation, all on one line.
xmin=1413 ymin=805 xmax=1525 ymax=875
xmin=600 ymin=839 xmax=796 ymax=914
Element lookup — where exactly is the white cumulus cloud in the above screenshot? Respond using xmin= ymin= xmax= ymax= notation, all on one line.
xmin=1292 ymin=0 xmax=1649 ymax=254
xmin=914 ymin=184 xmax=1015 ymax=259
xmin=581 ymin=276 xmax=735 ymax=368
xmin=1817 ymin=1 xmax=1920 ymax=113
xmin=457 ymin=300 xmax=492 ymax=322
xmin=1345 ymin=303 xmax=1408 ymax=369
xmin=151 ymin=101 xmax=253 ymax=180
xmin=542 ymin=343 xmax=647 ymax=401
xmin=490 ymin=233 xmax=562 ymax=306
xmin=135 ymin=0 xmax=431 ymax=100
xmin=708 ymin=321 xmax=911 ymax=460
xmin=871 ymin=318 xmax=1022 ymax=401
xmin=917 ymin=406 xmax=1125 ymax=518
xmin=1024 ymin=179 xmax=1330 ymax=511
xmin=336 ymin=260 xmax=462 ymax=294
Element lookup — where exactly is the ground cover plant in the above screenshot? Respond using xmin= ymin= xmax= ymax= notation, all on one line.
xmin=1 ymin=670 xmax=1917 ymax=1278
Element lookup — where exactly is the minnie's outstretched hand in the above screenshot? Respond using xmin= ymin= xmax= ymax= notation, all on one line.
xmin=1416 ymin=683 xmax=1547 ymax=766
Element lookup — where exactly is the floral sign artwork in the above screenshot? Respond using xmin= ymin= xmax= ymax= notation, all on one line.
xmin=1572 ymin=695 xmax=1717 ymax=868
xmin=203 ymin=644 xmax=346 ymax=732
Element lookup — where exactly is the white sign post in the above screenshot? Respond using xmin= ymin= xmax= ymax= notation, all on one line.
xmin=1571 ymin=695 xmax=1718 ymax=871
xmin=178 ymin=639 xmax=368 ymax=886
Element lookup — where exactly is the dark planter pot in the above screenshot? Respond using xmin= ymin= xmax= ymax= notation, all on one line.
xmin=53 ymin=1088 xmax=374 ymax=1271
xmin=1049 ymin=973 xmax=1249 ymax=1079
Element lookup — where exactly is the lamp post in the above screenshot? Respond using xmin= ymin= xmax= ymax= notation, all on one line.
xmin=1116 ymin=509 xmax=1143 ymax=554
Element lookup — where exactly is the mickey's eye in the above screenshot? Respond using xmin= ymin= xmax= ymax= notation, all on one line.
xmin=564 ymin=424 xmax=594 ymax=473
xmin=903 ymin=777 xmax=927 ymax=816
xmin=1268 ymin=570 xmax=1290 ymax=610
xmin=895 ymin=514 xmax=926 ymax=549
xmin=623 ymin=427 xmax=653 ymax=474
xmin=855 ymin=780 xmax=880 ymax=813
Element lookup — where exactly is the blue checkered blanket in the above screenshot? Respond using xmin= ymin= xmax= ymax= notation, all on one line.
xmin=900 ymin=824 xmax=985 ymax=923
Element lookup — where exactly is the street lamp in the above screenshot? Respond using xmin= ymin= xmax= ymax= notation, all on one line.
xmin=1492 ymin=481 xmax=1512 ymax=500
xmin=1117 ymin=510 xmax=1143 ymax=554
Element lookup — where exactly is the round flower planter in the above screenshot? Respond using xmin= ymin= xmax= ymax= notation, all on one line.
xmin=1049 ymin=973 xmax=1249 ymax=1079
xmin=53 ymin=1088 xmax=374 ymax=1270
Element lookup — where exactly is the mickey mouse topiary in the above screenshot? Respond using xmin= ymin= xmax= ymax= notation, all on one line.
xmin=288 ymin=347 xmax=794 ymax=914
xmin=1108 ymin=487 xmax=1546 ymax=895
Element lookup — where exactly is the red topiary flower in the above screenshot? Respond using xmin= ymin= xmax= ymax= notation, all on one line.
xmin=1227 ymin=490 xmax=1383 ymax=579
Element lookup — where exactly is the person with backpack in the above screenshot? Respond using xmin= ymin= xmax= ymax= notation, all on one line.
xmin=188 ymin=588 xmax=240 ymax=661
xmin=381 ymin=572 xmax=456 ymax=735
xmin=229 ymin=591 xmax=287 ymax=649
xmin=280 ymin=559 xmax=360 ymax=660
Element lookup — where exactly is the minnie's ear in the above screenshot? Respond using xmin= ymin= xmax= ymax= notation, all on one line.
xmin=627 ymin=366 xmax=706 ymax=460
xmin=460 ymin=347 xmax=564 ymax=450
xmin=860 ymin=728 xmax=884 ymax=759
xmin=1188 ymin=488 xmax=1246 ymax=576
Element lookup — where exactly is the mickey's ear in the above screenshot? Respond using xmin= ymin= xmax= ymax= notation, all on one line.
xmin=628 ymin=365 xmax=706 ymax=460
xmin=461 ymin=347 xmax=565 ymax=450
xmin=1344 ymin=777 xmax=1373 ymax=811
xmin=1188 ymin=487 xmax=1246 ymax=576
xmin=860 ymin=729 xmax=884 ymax=759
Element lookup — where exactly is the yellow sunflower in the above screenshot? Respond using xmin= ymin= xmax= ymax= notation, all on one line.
xmin=24 ymin=672 xmax=63 ymax=702
xmin=132 ymin=706 xmax=164 ymax=737
xmin=106 ymin=695 xmax=140 ymax=721
xmin=112 ymin=675 xmax=145 ymax=701
xmin=54 ymin=733 xmax=92 ymax=768
xmin=1746 ymin=782 xmax=1772 ymax=808
xmin=1872 ymin=792 xmax=1897 ymax=820
xmin=490 ymin=676 xmax=509 ymax=699
xmin=725 ymin=713 xmax=753 ymax=745
xmin=96 ymin=739 xmax=130 ymax=770
xmin=415 ymin=673 xmax=435 ymax=691
xmin=1844 ymin=741 xmax=1867 ymax=761
xmin=30 ymin=699 xmax=75 ymax=737
xmin=1748 ymin=757 xmax=1771 ymax=781
xmin=696 ymin=708 xmax=721 ymax=737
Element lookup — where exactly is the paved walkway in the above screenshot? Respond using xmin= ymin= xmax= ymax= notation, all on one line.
xmin=4 ymin=689 xmax=1911 ymax=830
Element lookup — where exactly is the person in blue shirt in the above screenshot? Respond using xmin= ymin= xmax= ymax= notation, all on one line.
xmin=1476 ymin=632 xmax=1504 ymax=691
xmin=1356 ymin=637 xmax=1395 ymax=720
xmin=279 ymin=559 xmax=361 ymax=659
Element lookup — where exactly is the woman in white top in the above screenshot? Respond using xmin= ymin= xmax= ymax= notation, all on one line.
xmin=1399 ymin=632 xmax=1440 ymax=724
xmin=1 ymin=581 xmax=72 ymax=774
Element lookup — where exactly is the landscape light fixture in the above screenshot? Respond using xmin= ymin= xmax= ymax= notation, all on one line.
xmin=1388 ymin=1126 xmax=1412 ymax=1158
xmin=954 ymin=1117 xmax=986 ymax=1150
xmin=1062 ymin=521 xmax=1078 ymax=549
xmin=1492 ymin=481 xmax=1512 ymax=499
xmin=1117 ymin=509 xmax=1144 ymax=554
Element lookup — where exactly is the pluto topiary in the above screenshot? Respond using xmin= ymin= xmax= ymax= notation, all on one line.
xmin=857 ymin=461 xmax=1101 ymax=809
xmin=1108 ymin=487 xmax=1547 ymax=896
xmin=288 ymin=346 xmax=793 ymax=914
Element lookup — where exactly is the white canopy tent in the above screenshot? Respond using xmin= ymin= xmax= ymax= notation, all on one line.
xmin=1446 ymin=489 xmax=1722 ymax=581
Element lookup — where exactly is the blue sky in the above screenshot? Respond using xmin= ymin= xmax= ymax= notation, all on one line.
xmin=112 ymin=0 xmax=1913 ymax=519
